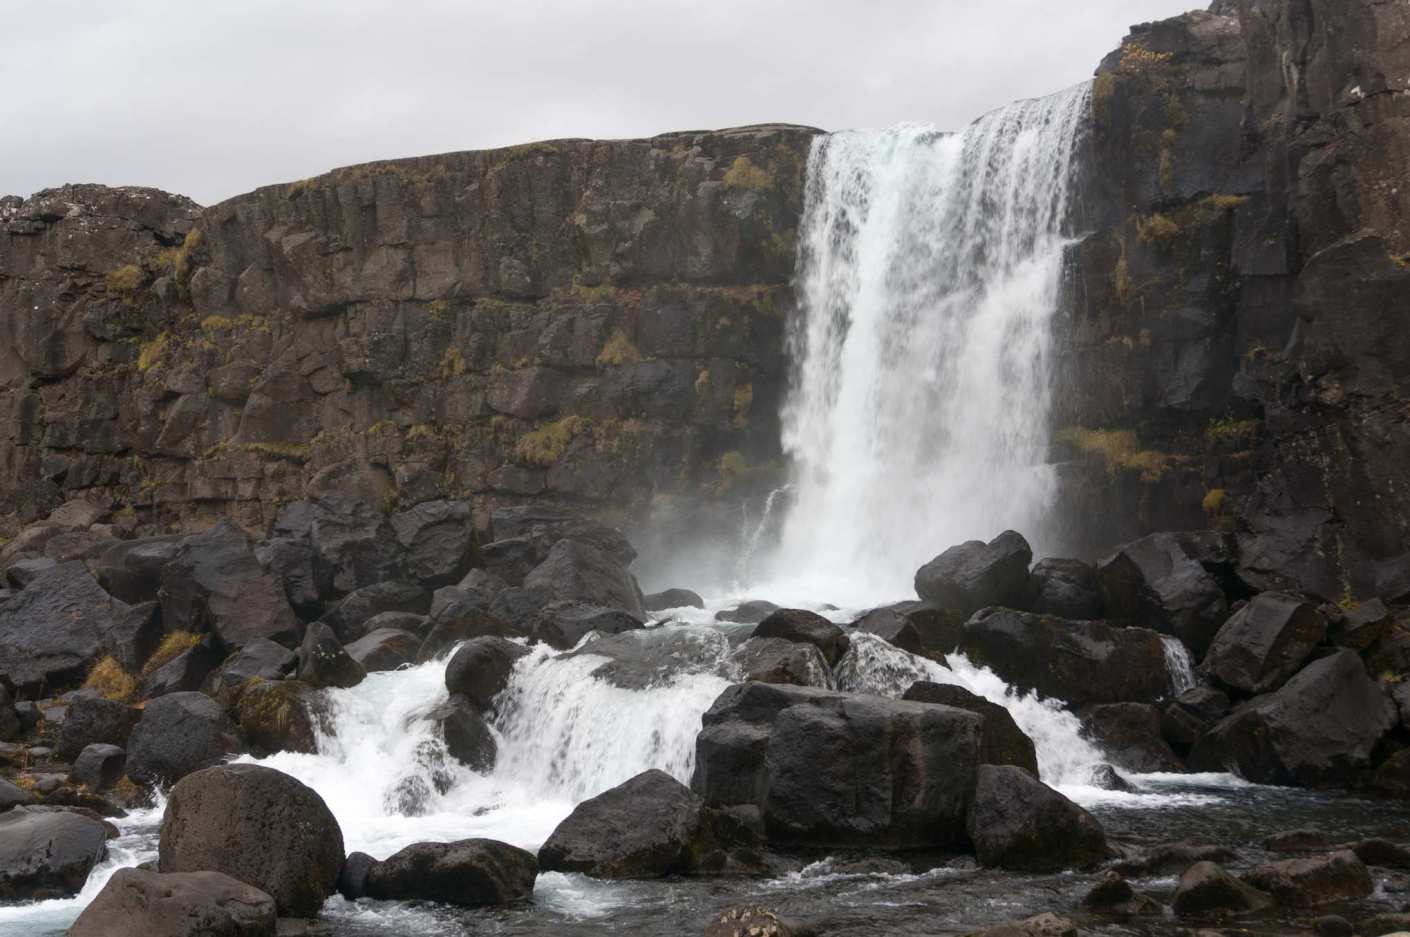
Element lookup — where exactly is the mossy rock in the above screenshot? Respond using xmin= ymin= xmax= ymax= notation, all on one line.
xmin=233 ymin=680 xmax=329 ymax=757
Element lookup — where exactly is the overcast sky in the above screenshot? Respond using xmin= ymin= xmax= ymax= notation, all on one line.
xmin=3 ymin=0 xmax=1200 ymax=206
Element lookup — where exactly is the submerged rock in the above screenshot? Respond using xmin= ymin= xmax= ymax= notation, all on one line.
xmin=66 ymin=868 xmax=277 ymax=937
xmin=363 ymin=838 xmax=537 ymax=907
xmin=704 ymin=905 xmax=809 ymax=937
xmin=432 ymin=695 xmax=497 ymax=771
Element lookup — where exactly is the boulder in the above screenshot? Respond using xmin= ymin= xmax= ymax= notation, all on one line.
xmin=714 ymin=600 xmax=779 ymax=623
xmin=752 ymin=609 xmax=850 ymax=666
xmin=345 ymin=628 xmax=420 ymax=672
xmin=1242 ymin=850 xmax=1373 ymax=906
xmin=94 ymin=536 xmax=183 ymax=605
xmin=479 ymin=537 xmax=542 ymax=587
xmin=159 ymin=763 xmax=344 ymax=917
xmin=363 ymin=838 xmax=537 ymax=907
xmin=322 ymin=580 xmax=431 ymax=643
xmin=903 ymin=682 xmax=1038 ymax=775
xmin=1200 ymin=592 xmax=1327 ymax=696
xmin=159 ymin=521 xmax=301 ymax=650
xmin=1374 ymin=747 xmax=1410 ymax=798
xmin=390 ymin=500 xmax=480 ymax=588
xmin=489 ymin=505 xmax=636 ymax=567
xmin=138 ymin=640 xmax=223 ymax=699
xmin=126 ymin=692 xmax=240 ymax=786
xmin=1328 ymin=598 xmax=1393 ymax=650
xmin=691 ymin=682 xmax=981 ymax=849
xmin=362 ymin=610 xmax=430 ymax=637
xmin=1189 ymin=651 xmax=1396 ymax=786
xmin=959 ymin=608 xmax=1174 ymax=705
xmin=0 ymin=683 xmax=18 ymax=740
xmin=66 ymin=868 xmax=277 ymax=937
xmin=337 ymin=851 xmax=376 ymax=900
xmin=416 ymin=604 xmax=516 ymax=662
xmin=1160 ymin=686 xmax=1231 ymax=750
xmin=1030 ymin=558 xmax=1105 ymax=620
xmin=849 ymin=606 xmax=926 ymax=655
xmin=0 ymin=805 xmax=108 ymax=899
xmin=643 ymin=588 xmax=705 ymax=611
xmin=283 ymin=495 xmax=405 ymax=599
xmin=914 ymin=530 xmax=1035 ymax=617
xmin=234 ymin=680 xmax=327 ymax=756
xmin=966 ymin=764 xmax=1108 ymax=871
xmin=253 ymin=536 xmax=324 ymax=621
xmin=531 ymin=600 xmax=646 ymax=650
xmin=729 ymin=637 xmax=833 ymax=688
xmin=1113 ymin=841 xmax=1237 ymax=877
xmin=0 ymin=778 xmax=34 ymax=810
xmin=444 ymin=637 xmax=529 ymax=710
xmin=56 ymin=692 xmax=138 ymax=761
xmin=969 ymin=914 xmax=1079 ymax=937
xmin=204 ymin=638 xmax=297 ymax=704
xmin=1099 ymin=532 xmax=1231 ymax=655
xmin=1265 ymin=829 xmax=1336 ymax=852
xmin=704 ymin=906 xmax=808 ymax=937
xmin=4 ymin=556 xmax=57 ymax=590
xmin=1171 ymin=861 xmax=1274 ymax=916
xmin=70 ymin=743 xmax=127 ymax=791
xmin=522 ymin=539 xmax=643 ymax=617
xmin=296 ymin=621 xmax=366 ymax=689
xmin=432 ymin=694 xmax=496 ymax=771
xmin=1349 ymin=838 xmax=1410 ymax=869
xmin=539 ymin=769 xmax=703 ymax=878
xmin=1082 ymin=703 xmax=1184 ymax=773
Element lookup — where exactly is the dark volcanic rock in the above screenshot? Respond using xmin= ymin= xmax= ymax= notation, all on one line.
xmin=914 ymin=531 xmax=1035 ymax=617
xmin=1160 ymin=686 xmax=1231 ymax=750
xmin=729 ymin=637 xmax=833 ymax=688
xmin=70 ymin=743 xmax=127 ymax=791
xmin=444 ymin=636 xmax=529 ymax=709
xmin=204 ymin=637 xmax=297 ymax=704
xmin=1083 ymin=703 xmax=1184 ymax=773
xmin=1200 ymin=592 xmax=1326 ymax=695
xmin=159 ymin=763 xmax=344 ymax=917
xmin=531 ymin=600 xmax=646 ymax=650
xmin=233 ymin=680 xmax=327 ymax=756
xmin=753 ymin=608 xmax=850 ymax=666
xmin=1327 ymin=598 xmax=1392 ymax=650
xmin=522 ymin=539 xmax=643 ymax=617
xmin=715 ymin=600 xmax=780 ymax=624
xmin=94 ymin=536 xmax=184 ymax=605
xmin=0 ymin=805 xmax=108 ymax=899
xmin=959 ymin=607 xmax=1173 ymax=704
xmin=296 ymin=621 xmax=366 ymax=689
xmin=56 ymin=692 xmax=138 ymax=761
xmin=1189 ymin=650 xmax=1396 ymax=786
xmin=1098 ymin=532 xmax=1230 ymax=656
xmin=1171 ymin=861 xmax=1274 ymax=917
xmin=704 ymin=906 xmax=808 ymax=937
xmin=126 ymin=692 xmax=240 ymax=786
xmin=66 ymin=868 xmax=277 ymax=937
xmin=850 ymin=606 xmax=927 ymax=655
xmin=345 ymin=628 xmax=420 ymax=672
xmin=1030 ymin=558 xmax=1105 ymax=619
xmin=966 ymin=764 xmax=1108 ymax=871
xmin=1242 ymin=850 xmax=1373 ymax=906
xmin=322 ymin=581 xmax=431 ymax=643
xmin=432 ymin=694 xmax=497 ymax=771
xmin=337 ymin=851 xmax=376 ymax=900
xmin=643 ymin=588 xmax=704 ymax=611
xmin=539 ymin=769 xmax=702 ymax=878
xmin=390 ymin=500 xmax=480 ymax=588
xmin=363 ymin=839 xmax=537 ymax=907
xmin=138 ymin=639 xmax=223 ymax=700
xmin=903 ymin=681 xmax=1038 ymax=775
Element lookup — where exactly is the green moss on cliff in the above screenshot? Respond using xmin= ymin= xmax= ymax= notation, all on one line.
xmin=516 ymin=416 xmax=588 ymax=467
xmin=1058 ymin=426 xmax=1172 ymax=482
xmin=724 ymin=156 xmax=771 ymax=191
xmin=596 ymin=328 xmax=642 ymax=367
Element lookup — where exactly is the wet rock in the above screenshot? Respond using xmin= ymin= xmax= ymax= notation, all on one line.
xmin=1359 ymin=912 xmax=1410 ymax=936
xmin=967 ymin=764 xmax=1108 ymax=871
xmin=1265 ymin=829 xmax=1335 ymax=852
xmin=479 ymin=538 xmax=542 ymax=587
xmin=531 ymin=600 xmax=647 ymax=650
xmin=336 ymin=851 xmax=376 ymax=900
xmin=1160 ymin=686 xmax=1231 ymax=750
xmin=431 ymin=694 xmax=496 ymax=771
xmin=94 ymin=536 xmax=183 ymax=605
xmin=1090 ymin=764 xmax=1133 ymax=792
xmin=522 ymin=539 xmax=644 ymax=617
xmin=1171 ymin=861 xmax=1274 ymax=916
xmin=361 ymin=610 xmax=430 ymax=637
xmin=715 ymin=600 xmax=779 ymax=623
xmin=204 ymin=638 xmax=297 ymax=704
xmin=285 ymin=495 xmax=405 ymax=600
xmin=160 ymin=520 xmax=302 ymax=650
xmin=444 ymin=637 xmax=529 ymax=710
xmin=70 ymin=743 xmax=127 ymax=791
xmin=416 ymin=603 xmax=516 ymax=662
xmin=970 ymin=912 xmax=1078 ymax=937
xmin=704 ymin=905 xmax=808 ymax=937
xmin=0 ymin=805 xmax=108 ymax=899
xmin=363 ymin=838 xmax=537 ymax=907
xmin=234 ymin=680 xmax=327 ymax=756
xmin=643 ymin=588 xmax=704 ymax=611
xmin=849 ymin=606 xmax=926 ymax=655
xmin=322 ymin=581 xmax=431 ymax=643
xmin=56 ymin=692 xmax=138 ymax=761
xmin=1113 ymin=841 xmax=1236 ymax=876
xmin=253 ymin=537 xmax=323 ymax=621
xmin=345 ymin=628 xmax=420 ymax=672
xmin=752 ymin=609 xmax=850 ymax=666
xmin=1200 ymin=592 xmax=1327 ymax=696
xmin=67 ymin=867 xmax=278 ymax=937
xmin=1350 ymin=838 xmax=1410 ymax=870
xmin=1030 ymin=558 xmax=1105 ymax=619
xmin=959 ymin=608 xmax=1174 ymax=705
xmin=1189 ymin=650 xmax=1396 ymax=786
xmin=390 ymin=500 xmax=480 ymax=588
xmin=127 ymin=692 xmax=240 ymax=786
xmin=296 ymin=621 xmax=366 ymax=689
xmin=1328 ymin=598 xmax=1393 ymax=650
xmin=160 ymin=763 xmax=344 ymax=917
xmin=0 ymin=684 xmax=18 ymax=740
xmin=1082 ymin=703 xmax=1184 ymax=772
xmin=1243 ymin=850 xmax=1373 ymax=906
xmin=729 ymin=637 xmax=833 ymax=688
xmin=914 ymin=530 xmax=1034 ymax=618
xmin=0 ymin=778 xmax=35 ymax=810
xmin=4 ymin=556 xmax=57 ymax=590
xmin=539 ymin=769 xmax=703 ymax=878
xmin=138 ymin=639 xmax=223 ymax=699
xmin=903 ymin=681 xmax=1038 ymax=775
xmin=1374 ymin=747 xmax=1410 ymax=798
xmin=1099 ymin=532 xmax=1230 ymax=656
xmin=1313 ymin=915 xmax=1353 ymax=937
xmin=1083 ymin=871 xmax=1161 ymax=914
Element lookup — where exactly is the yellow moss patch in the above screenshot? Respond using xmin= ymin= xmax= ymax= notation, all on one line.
xmin=83 ymin=657 xmax=137 ymax=702
xmin=238 ymin=441 xmax=311 ymax=461
xmin=1058 ymin=427 xmax=1172 ymax=482
xmin=137 ymin=332 xmax=170 ymax=373
xmin=428 ymin=299 xmax=449 ymax=319
xmin=515 ymin=416 xmax=588 ymax=467
xmin=440 ymin=347 xmax=466 ymax=378
xmin=1092 ymin=73 xmax=1118 ymax=119
xmin=1138 ymin=213 xmax=1181 ymax=243
xmin=596 ymin=328 xmax=642 ymax=367
xmin=200 ymin=314 xmax=270 ymax=333
xmin=723 ymin=156 xmax=771 ymax=191
xmin=105 ymin=264 xmax=145 ymax=296
xmin=141 ymin=631 xmax=203 ymax=676
xmin=1202 ymin=488 xmax=1227 ymax=515
xmin=1205 ymin=194 xmax=1249 ymax=212
xmin=694 ymin=369 xmax=711 ymax=395
xmin=1119 ymin=44 xmax=1174 ymax=74
xmin=156 ymin=228 xmax=202 ymax=276
xmin=732 ymin=383 xmax=754 ymax=427
xmin=1206 ymin=416 xmax=1260 ymax=442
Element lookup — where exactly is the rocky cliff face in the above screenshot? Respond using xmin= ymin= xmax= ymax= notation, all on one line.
xmin=1053 ymin=0 xmax=1410 ymax=602
xmin=0 ymin=127 xmax=816 ymax=539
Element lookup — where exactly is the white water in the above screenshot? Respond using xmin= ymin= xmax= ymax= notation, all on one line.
xmin=1162 ymin=636 xmax=1198 ymax=695
xmin=762 ymin=84 xmax=1091 ymax=606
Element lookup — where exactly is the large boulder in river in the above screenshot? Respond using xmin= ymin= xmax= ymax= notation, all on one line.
xmin=959 ymin=608 xmax=1173 ymax=705
xmin=67 ymin=868 xmax=277 ymax=937
xmin=444 ymin=637 xmax=529 ymax=710
xmin=522 ymin=539 xmax=644 ymax=617
xmin=692 ymin=682 xmax=981 ymax=849
xmin=1189 ymin=650 xmax=1396 ymax=786
xmin=643 ymin=588 xmax=704 ymax=611
xmin=1200 ymin=592 xmax=1326 ymax=696
xmin=296 ymin=621 xmax=366 ymax=689
xmin=1098 ymin=532 xmax=1230 ymax=656
xmin=126 ymin=692 xmax=240 ymax=786
xmin=539 ymin=769 xmax=703 ymax=878
xmin=363 ymin=838 xmax=537 ymax=907
xmin=966 ymin=765 xmax=1108 ymax=871
xmin=431 ymin=695 xmax=497 ymax=771
xmin=752 ymin=609 xmax=850 ymax=666
xmin=0 ymin=805 xmax=109 ymax=899
xmin=715 ymin=599 xmax=781 ymax=624
xmin=159 ymin=763 xmax=345 ymax=917
xmin=903 ymin=681 xmax=1038 ymax=775
xmin=1160 ymin=686 xmax=1232 ymax=751
xmin=1082 ymin=703 xmax=1184 ymax=773
xmin=914 ymin=531 xmax=1034 ymax=617
xmin=234 ymin=680 xmax=327 ymax=756
xmin=850 ymin=605 xmax=928 ymax=655
xmin=1171 ymin=861 xmax=1274 ymax=916
xmin=159 ymin=520 xmax=302 ymax=650
xmin=1242 ymin=850 xmax=1373 ymax=906
xmin=1030 ymin=558 xmax=1105 ymax=620
xmin=729 ymin=637 xmax=833 ymax=688
xmin=531 ymin=600 xmax=645 ymax=650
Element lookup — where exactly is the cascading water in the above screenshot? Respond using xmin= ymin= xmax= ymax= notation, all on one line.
xmin=1161 ymin=636 xmax=1199 ymax=695
xmin=762 ymin=84 xmax=1091 ymax=606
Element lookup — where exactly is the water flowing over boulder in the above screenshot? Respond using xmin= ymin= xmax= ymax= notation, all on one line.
xmin=0 ymin=805 xmax=108 ymax=899
xmin=752 ymin=609 xmax=850 ymax=666
xmin=850 ymin=606 xmax=928 ymax=655
xmin=1189 ymin=650 xmax=1396 ymax=786
xmin=903 ymin=682 xmax=1038 ymax=775
xmin=363 ymin=839 xmax=537 ymax=907
xmin=522 ymin=539 xmax=644 ymax=617
xmin=126 ymin=692 xmax=240 ymax=786
xmin=159 ymin=763 xmax=344 ymax=917
xmin=914 ymin=531 xmax=1035 ymax=617
xmin=1098 ymin=532 xmax=1231 ymax=656
xmin=644 ymin=588 xmax=705 ymax=611
xmin=444 ymin=636 xmax=530 ymax=709
xmin=390 ymin=500 xmax=481 ymax=588
xmin=729 ymin=637 xmax=833 ymax=688
xmin=539 ymin=769 xmax=705 ymax=878
xmin=692 ymin=682 xmax=981 ymax=849
xmin=1030 ymin=558 xmax=1105 ymax=620
xmin=1242 ymin=850 xmax=1373 ymax=906
xmin=159 ymin=520 xmax=302 ymax=650
xmin=67 ymin=868 xmax=277 ymax=937
xmin=1171 ymin=861 xmax=1274 ymax=916
xmin=531 ymin=600 xmax=646 ymax=650
xmin=296 ymin=621 xmax=366 ymax=689
xmin=432 ymin=695 xmax=496 ymax=771
xmin=966 ymin=765 xmax=1108 ymax=871
xmin=959 ymin=608 xmax=1173 ymax=705
xmin=1200 ymin=592 xmax=1327 ymax=695
xmin=233 ymin=680 xmax=327 ymax=756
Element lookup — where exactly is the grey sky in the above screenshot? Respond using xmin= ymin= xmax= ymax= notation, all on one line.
xmin=3 ymin=0 xmax=1200 ymax=206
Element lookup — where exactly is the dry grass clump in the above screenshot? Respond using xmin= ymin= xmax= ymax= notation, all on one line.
xmin=1058 ymin=427 xmax=1171 ymax=482
xmin=83 ymin=656 xmax=137 ymax=702
xmin=141 ymin=631 xmax=203 ymax=677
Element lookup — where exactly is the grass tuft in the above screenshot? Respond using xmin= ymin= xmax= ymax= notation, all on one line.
xmin=83 ymin=657 xmax=137 ymax=702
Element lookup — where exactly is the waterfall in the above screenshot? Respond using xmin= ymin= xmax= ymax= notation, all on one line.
xmin=1162 ymin=636 xmax=1198 ymax=695
xmin=765 ymin=83 xmax=1091 ymax=605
